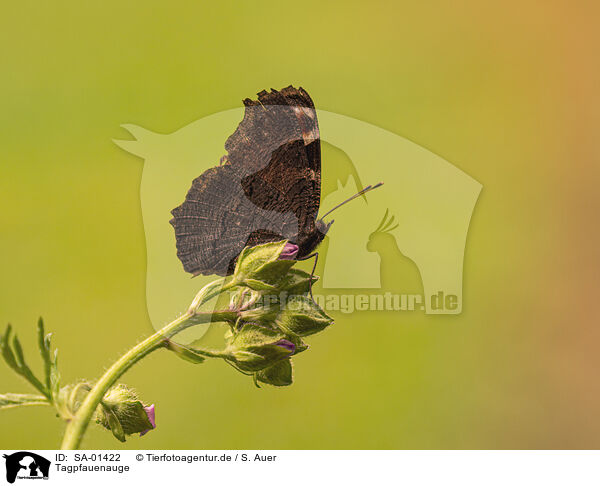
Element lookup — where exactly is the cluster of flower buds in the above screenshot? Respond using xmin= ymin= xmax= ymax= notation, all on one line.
xmin=218 ymin=240 xmax=334 ymax=387
xmin=0 ymin=241 xmax=332 ymax=447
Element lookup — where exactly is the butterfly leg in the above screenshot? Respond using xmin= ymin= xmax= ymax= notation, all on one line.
xmin=297 ymin=252 xmax=319 ymax=303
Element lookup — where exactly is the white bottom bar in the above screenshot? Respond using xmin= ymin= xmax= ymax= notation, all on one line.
xmin=2 ymin=450 xmax=598 ymax=485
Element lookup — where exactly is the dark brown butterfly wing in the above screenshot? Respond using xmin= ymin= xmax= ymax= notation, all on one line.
xmin=229 ymin=87 xmax=322 ymax=251
xmin=170 ymin=86 xmax=321 ymax=276
xmin=225 ymin=86 xmax=320 ymax=176
xmin=170 ymin=164 xmax=298 ymax=276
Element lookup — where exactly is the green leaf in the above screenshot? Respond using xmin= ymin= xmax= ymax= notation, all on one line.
xmin=0 ymin=325 xmax=20 ymax=373
xmin=50 ymin=349 xmax=60 ymax=400
xmin=0 ymin=321 xmax=55 ymax=402
xmin=11 ymin=333 xmax=25 ymax=366
xmin=11 ymin=334 xmax=47 ymax=396
xmin=0 ymin=393 xmax=49 ymax=410
xmin=37 ymin=318 xmax=52 ymax=391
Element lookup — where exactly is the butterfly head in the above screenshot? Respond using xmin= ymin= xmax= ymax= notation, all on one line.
xmin=316 ymin=218 xmax=334 ymax=236
xmin=293 ymin=219 xmax=333 ymax=258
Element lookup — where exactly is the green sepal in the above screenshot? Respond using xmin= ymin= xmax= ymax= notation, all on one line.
xmin=234 ymin=241 xmax=288 ymax=278
xmin=243 ymin=279 xmax=278 ymax=292
xmin=56 ymin=382 xmax=91 ymax=417
xmin=278 ymin=268 xmax=318 ymax=295
xmin=120 ymin=400 xmax=154 ymax=435
xmin=101 ymin=404 xmax=126 ymax=442
xmin=232 ymin=241 xmax=297 ymax=291
xmin=239 ymin=304 xmax=281 ymax=327
xmin=255 ymin=359 xmax=293 ymax=387
xmin=286 ymin=335 xmax=309 ymax=354
xmin=275 ymin=296 xmax=334 ymax=337
xmin=165 ymin=340 xmax=206 ymax=364
xmin=247 ymin=260 xmax=296 ymax=292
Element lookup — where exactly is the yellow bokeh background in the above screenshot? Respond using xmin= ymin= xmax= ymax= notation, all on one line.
xmin=1 ymin=1 xmax=599 ymax=449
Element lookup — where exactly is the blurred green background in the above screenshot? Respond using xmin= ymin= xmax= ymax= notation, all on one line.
xmin=1 ymin=1 xmax=599 ymax=449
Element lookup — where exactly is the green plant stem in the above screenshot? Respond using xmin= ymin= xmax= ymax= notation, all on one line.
xmin=60 ymin=279 xmax=235 ymax=450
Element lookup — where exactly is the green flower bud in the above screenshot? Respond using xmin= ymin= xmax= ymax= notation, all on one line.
xmin=232 ymin=241 xmax=296 ymax=292
xmin=255 ymin=359 xmax=293 ymax=387
xmin=275 ymin=296 xmax=333 ymax=337
xmin=95 ymin=384 xmax=154 ymax=442
xmin=226 ymin=324 xmax=295 ymax=372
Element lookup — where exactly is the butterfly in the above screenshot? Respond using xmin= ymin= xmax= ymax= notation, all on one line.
xmin=170 ymin=86 xmax=381 ymax=277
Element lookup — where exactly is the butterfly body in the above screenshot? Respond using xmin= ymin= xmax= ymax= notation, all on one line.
xmin=295 ymin=219 xmax=332 ymax=258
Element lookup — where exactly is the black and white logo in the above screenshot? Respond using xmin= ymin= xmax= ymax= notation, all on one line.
xmin=3 ymin=452 xmax=50 ymax=483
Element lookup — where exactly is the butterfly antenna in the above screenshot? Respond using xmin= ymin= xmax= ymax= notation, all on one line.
xmin=320 ymin=182 xmax=384 ymax=220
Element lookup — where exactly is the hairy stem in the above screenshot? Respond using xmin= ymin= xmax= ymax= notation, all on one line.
xmin=60 ymin=278 xmax=233 ymax=450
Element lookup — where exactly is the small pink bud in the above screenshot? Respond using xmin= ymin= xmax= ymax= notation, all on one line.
xmin=274 ymin=339 xmax=296 ymax=354
xmin=140 ymin=404 xmax=156 ymax=436
xmin=279 ymin=242 xmax=299 ymax=260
